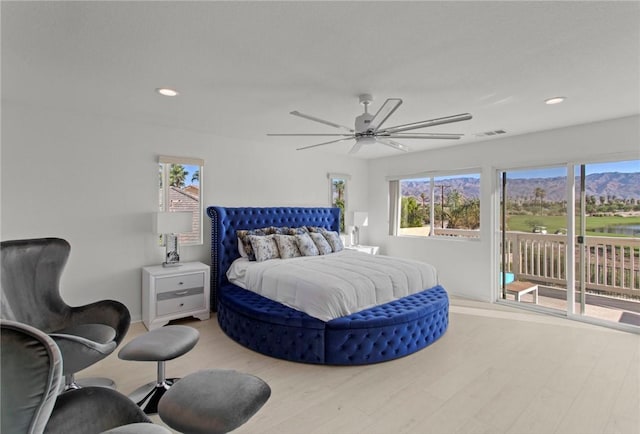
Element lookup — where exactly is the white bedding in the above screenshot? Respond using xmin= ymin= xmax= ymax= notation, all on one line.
xmin=226 ymin=250 xmax=438 ymax=321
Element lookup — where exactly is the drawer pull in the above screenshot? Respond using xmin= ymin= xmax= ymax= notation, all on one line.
xmin=175 ymin=290 xmax=189 ymax=296
xmin=178 ymin=282 xmax=184 ymax=285
xmin=179 ymin=303 xmax=184 ymax=307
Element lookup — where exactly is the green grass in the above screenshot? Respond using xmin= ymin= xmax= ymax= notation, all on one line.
xmin=506 ymin=214 xmax=640 ymax=237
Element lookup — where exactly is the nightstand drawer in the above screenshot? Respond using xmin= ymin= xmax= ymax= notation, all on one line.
xmin=157 ymin=293 xmax=205 ymax=316
xmin=157 ymin=286 xmax=203 ymax=301
xmin=156 ymin=273 xmax=204 ymax=293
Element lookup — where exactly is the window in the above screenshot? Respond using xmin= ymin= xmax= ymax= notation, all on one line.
xmin=390 ymin=171 xmax=480 ymax=239
xmin=328 ymin=173 xmax=350 ymax=233
xmin=159 ymin=156 xmax=204 ymax=245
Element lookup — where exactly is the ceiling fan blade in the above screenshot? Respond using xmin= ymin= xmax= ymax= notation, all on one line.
xmin=296 ymin=137 xmax=355 ymax=151
xmin=386 ymin=133 xmax=462 ymax=140
xmin=267 ymin=133 xmax=353 ymax=137
xmin=348 ymin=141 xmax=363 ymax=154
xmin=290 ymin=111 xmax=354 ymax=133
xmin=367 ymin=98 xmax=402 ymax=132
xmin=377 ymin=138 xmax=410 ymax=152
xmin=384 ymin=113 xmax=472 ymax=134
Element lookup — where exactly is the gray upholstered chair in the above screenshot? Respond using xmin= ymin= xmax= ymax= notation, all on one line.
xmin=0 ymin=238 xmax=131 ymax=390
xmin=1 ymin=319 xmax=170 ymax=434
xmin=1 ymin=319 xmax=63 ymax=434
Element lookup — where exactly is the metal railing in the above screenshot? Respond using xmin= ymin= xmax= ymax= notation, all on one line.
xmin=504 ymin=232 xmax=640 ymax=298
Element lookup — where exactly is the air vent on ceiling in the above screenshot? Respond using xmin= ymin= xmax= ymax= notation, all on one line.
xmin=475 ymin=129 xmax=507 ymax=137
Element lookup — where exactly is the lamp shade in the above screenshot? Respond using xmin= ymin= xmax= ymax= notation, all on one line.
xmin=353 ymin=211 xmax=369 ymax=227
xmin=154 ymin=212 xmax=193 ymax=234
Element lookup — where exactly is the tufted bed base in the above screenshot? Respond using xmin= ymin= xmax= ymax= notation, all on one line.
xmin=208 ymin=206 xmax=449 ymax=365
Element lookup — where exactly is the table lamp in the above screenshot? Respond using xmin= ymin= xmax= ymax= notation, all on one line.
xmin=352 ymin=211 xmax=369 ymax=246
xmin=155 ymin=212 xmax=193 ymax=267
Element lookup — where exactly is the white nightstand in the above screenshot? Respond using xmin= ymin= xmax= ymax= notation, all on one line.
xmin=142 ymin=261 xmax=210 ymax=330
xmin=344 ymin=245 xmax=380 ymax=255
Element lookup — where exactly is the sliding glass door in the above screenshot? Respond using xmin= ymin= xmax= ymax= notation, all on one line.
xmin=498 ymin=159 xmax=640 ymax=329
xmin=499 ymin=166 xmax=568 ymax=313
xmin=575 ymin=160 xmax=640 ymax=326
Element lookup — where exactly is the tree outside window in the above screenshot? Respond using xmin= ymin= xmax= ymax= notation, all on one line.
xmin=395 ymin=172 xmax=481 ymax=239
xmin=329 ymin=173 xmax=350 ymax=233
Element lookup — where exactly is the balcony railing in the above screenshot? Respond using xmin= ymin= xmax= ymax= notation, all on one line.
xmin=503 ymin=232 xmax=640 ymax=298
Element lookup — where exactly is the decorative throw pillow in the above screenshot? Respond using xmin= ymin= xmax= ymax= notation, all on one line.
xmin=306 ymin=226 xmax=322 ymax=233
xmin=295 ymin=232 xmax=319 ymax=256
xmin=321 ymin=229 xmax=344 ymax=252
xmin=284 ymin=226 xmax=308 ymax=235
xmin=310 ymin=232 xmax=332 ymax=255
xmin=237 ymin=227 xmax=277 ymax=261
xmin=249 ymin=234 xmax=280 ymax=262
xmin=237 ymin=237 xmax=248 ymax=258
xmin=274 ymin=234 xmax=302 ymax=259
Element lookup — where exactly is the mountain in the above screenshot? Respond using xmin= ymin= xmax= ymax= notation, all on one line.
xmin=401 ymin=172 xmax=640 ymax=202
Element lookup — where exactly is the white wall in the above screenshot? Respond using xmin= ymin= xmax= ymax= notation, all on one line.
xmin=1 ymin=104 xmax=369 ymax=321
xmin=367 ymin=115 xmax=640 ymax=301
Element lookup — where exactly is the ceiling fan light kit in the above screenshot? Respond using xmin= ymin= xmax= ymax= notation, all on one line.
xmin=268 ymin=94 xmax=472 ymax=154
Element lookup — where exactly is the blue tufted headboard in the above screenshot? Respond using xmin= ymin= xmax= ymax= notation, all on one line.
xmin=206 ymin=206 xmax=341 ymax=311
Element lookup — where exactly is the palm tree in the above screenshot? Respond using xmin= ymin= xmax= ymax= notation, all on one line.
xmin=419 ymin=191 xmax=429 ymax=224
xmin=447 ymin=189 xmax=463 ymax=210
xmin=169 ymin=164 xmax=188 ymax=188
xmin=534 ymin=187 xmax=546 ymax=213
xmin=191 ymin=170 xmax=199 ymax=183
xmin=333 ymin=180 xmax=345 ymax=202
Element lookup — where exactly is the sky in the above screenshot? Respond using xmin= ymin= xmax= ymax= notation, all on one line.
xmin=182 ymin=164 xmax=200 ymax=186
xmin=506 ymin=159 xmax=639 ymax=179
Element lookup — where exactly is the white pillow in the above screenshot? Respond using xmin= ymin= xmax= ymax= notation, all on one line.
xmin=310 ymin=232 xmax=332 ymax=255
xmin=295 ymin=232 xmax=319 ymax=256
xmin=248 ymin=234 xmax=280 ymax=262
xmin=274 ymin=234 xmax=301 ymax=259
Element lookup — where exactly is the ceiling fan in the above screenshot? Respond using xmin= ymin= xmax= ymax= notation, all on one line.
xmin=268 ymin=94 xmax=472 ymax=154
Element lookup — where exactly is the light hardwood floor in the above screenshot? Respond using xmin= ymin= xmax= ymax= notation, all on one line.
xmin=83 ymin=297 xmax=640 ymax=434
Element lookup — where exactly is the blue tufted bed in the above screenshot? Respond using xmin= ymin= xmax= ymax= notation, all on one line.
xmin=207 ymin=206 xmax=449 ymax=365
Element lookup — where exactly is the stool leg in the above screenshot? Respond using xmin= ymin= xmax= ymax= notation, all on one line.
xmin=128 ymin=361 xmax=179 ymax=414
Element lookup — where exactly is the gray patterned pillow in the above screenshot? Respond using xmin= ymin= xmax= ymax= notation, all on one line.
xmin=249 ymin=234 xmax=280 ymax=262
xmin=321 ymin=230 xmax=344 ymax=252
xmin=310 ymin=232 xmax=332 ymax=255
xmin=295 ymin=232 xmax=319 ymax=256
xmin=284 ymin=227 xmax=309 ymax=235
xmin=274 ymin=234 xmax=301 ymax=259
xmin=237 ymin=227 xmax=278 ymax=261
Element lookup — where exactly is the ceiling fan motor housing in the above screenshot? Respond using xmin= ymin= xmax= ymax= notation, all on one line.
xmin=355 ymin=112 xmax=374 ymax=134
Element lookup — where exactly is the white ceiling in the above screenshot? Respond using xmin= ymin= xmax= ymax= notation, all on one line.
xmin=2 ymin=1 xmax=639 ymax=159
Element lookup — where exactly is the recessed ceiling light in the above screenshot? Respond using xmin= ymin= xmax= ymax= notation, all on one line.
xmin=545 ymin=96 xmax=566 ymax=105
xmin=156 ymin=88 xmax=179 ymax=97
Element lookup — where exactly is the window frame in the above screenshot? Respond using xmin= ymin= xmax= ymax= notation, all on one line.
xmin=159 ymin=155 xmax=204 ymax=246
xmin=328 ymin=173 xmax=351 ymax=233
xmin=390 ymin=168 xmax=481 ymax=240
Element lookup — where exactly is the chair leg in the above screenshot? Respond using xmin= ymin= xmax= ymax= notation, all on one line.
xmin=63 ymin=374 xmax=81 ymax=392
xmin=63 ymin=374 xmax=116 ymax=392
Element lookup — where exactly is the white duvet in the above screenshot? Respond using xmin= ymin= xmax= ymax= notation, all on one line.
xmin=226 ymin=250 xmax=438 ymax=321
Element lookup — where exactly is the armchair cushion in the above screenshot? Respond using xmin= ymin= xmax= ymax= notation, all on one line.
xmin=45 ymin=387 xmax=153 ymax=434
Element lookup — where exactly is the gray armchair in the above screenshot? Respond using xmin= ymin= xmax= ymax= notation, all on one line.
xmin=1 ymin=319 xmax=169 ymax=434
xmin=1 ymin=238 xmax=130 ymax=390
xmin=1 ymin=319 xmax=63 ymax=434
